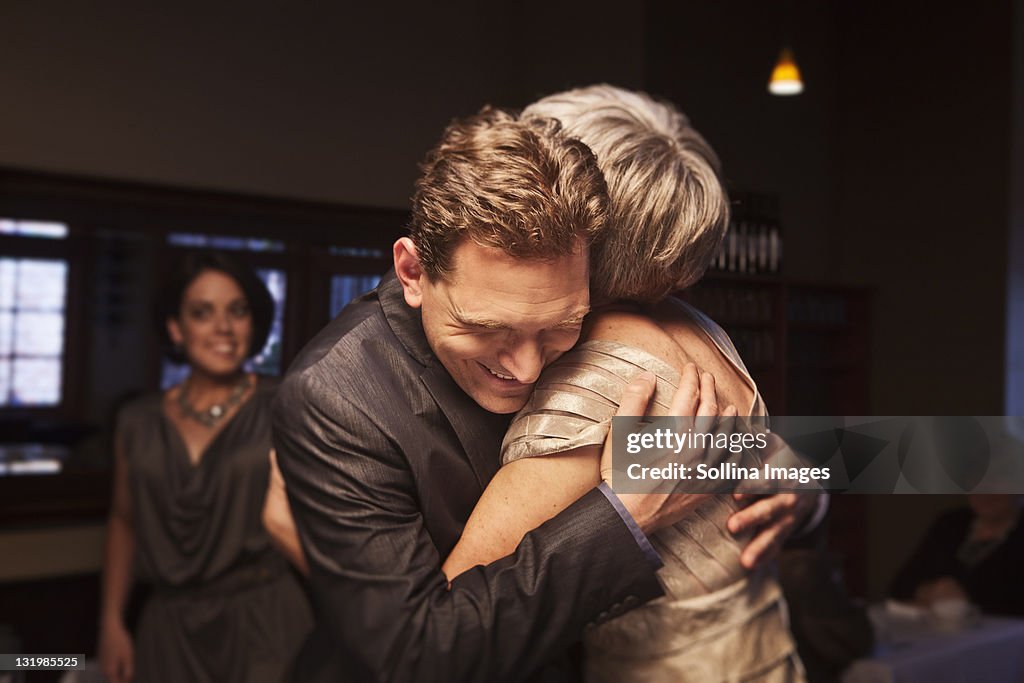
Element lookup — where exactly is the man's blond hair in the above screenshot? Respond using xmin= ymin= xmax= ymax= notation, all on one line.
xmin=524 ymin=85 xmax=729 ymax=302
xmin=409 ymin=106 xmax=608 ymax=280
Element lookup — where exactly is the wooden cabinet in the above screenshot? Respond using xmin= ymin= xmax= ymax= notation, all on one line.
xmin=683 ymin=274 xmax=874 ymax=595
xmin=683 ymin=275 xmax=872 ymax=416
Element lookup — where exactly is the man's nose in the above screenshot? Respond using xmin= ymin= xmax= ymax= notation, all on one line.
xmin=500 ymin=341 xmax=545 ymax=385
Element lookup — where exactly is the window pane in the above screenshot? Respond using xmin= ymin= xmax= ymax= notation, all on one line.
xmin=209 ymin=236 xmax=247 ymax=251
xmin=16 ymin=260 xmax=67 ymax=310
xmin=160 ymin=362 xmax=190 ymax=391
xmin=165 ymin=233 xmax=207 ymax=248
xmin=15 ymin=221 xmax=69 ymax=238
xmin=0 ymin=360 xmax=9 ymax=405
xmin=0 ymin=257 xmax=68 ymax=406
xmin=330 ymin=275 xmax=381 ymax=318
xmin=0 ymin=312 xmax=12 ymax=356
xmin=246 ymin=238 xmax=283 ymax=252
xmin=0 ymin=260 xmax=15 ymax=309
xmin=167 ymin=232 xmax=284 ymax=252
xmin=250 ymin=269 xmax=286 ymax=375
xmin=329 ymin=246 xmax=386 ymax=259
xmin=0 ymin=219 xmax=68 ymax=239
xmin=12 ymin=357 xmax=61 ymax=406
xmin=14 ymin=312 xmax=64 ymax=356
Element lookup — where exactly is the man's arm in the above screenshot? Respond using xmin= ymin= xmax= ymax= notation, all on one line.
xmin=273 ymin=372 xmax=663 ymax=683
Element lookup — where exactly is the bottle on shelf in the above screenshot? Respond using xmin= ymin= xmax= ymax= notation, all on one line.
xmin=710 ymin=190 xmax=784 ymax=276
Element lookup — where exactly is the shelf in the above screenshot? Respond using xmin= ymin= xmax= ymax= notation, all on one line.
xmin=715 ymin=319 xmax=777 ymax=329
xmin=786 ymin=362 xmax=869 ymax=372
xmin=699 ymin=271 xmax=785 ymax=285
xmin=787 ymin=322 xmax=857 ymax=332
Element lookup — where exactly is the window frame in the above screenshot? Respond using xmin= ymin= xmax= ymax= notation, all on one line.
xmin=0 ymin=168 xmax=404 ymax=525
xmin=0 ymin=231 xmax=85 ymax=421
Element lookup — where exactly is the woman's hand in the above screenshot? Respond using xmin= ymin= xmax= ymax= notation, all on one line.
xmin=262 ymin=449 xmax=310 ymax=575
xmin=99 ymin=618 xmax=134 ymax=683
xmin=606 ymin=364 xmax=737 ymax=534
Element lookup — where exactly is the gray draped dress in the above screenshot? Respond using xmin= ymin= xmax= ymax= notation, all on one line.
xmin=117 ymin=376 xmax=311 ymax=682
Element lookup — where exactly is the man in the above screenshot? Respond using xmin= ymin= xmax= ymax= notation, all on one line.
xmin=271 ymin=106 xmax=810 ymax=682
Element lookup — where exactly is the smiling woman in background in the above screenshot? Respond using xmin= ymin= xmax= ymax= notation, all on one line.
xmin=98 ymin=252 xmax=310 ymax=683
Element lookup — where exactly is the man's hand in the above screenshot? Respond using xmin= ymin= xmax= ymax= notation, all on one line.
xmin=728 ymin=492 xmax=819 ymax=569
xmin=604 ymin=364 xmax=737 ymax=534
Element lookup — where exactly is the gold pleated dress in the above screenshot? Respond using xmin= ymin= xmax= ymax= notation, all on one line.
xmin=502 ymin=301 xmax=805 ymax=682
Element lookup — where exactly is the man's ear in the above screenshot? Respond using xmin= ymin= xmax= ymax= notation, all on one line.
xmin=393 ymin=237 xmax=427 ymax=309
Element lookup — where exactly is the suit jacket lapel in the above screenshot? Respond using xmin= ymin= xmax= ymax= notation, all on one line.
xmin=420 ymin=364 xmax=510 ymax=489
xmin=378 ymin=270 xmax=433 ymax=366
xmin=377 ymin=269 xmax=510 ymax=489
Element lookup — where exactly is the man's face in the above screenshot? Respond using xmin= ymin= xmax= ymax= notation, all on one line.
xmin=404 ymin=239 xmax=590 ymax=414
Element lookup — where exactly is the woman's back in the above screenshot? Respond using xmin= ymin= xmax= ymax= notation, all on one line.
xmin=587 ymin=298 xmax=757 ymax=416
xmin=502 ymin=300 xmax=803 ymax=681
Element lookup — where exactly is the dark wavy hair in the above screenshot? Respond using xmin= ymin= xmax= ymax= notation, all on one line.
xmin=157 ymin=251 xmax=274 ymax=364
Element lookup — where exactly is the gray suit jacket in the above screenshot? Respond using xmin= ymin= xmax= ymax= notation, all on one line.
xmin=272 ymin=271 xmax=662 ymax=682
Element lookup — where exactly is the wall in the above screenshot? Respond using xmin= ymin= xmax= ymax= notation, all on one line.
xmin=0 ymin=524 xmax=106 ymax=582
xmin=645 ymin=0 xmax=842 ymax=283
xmin=0 ymin=2 xmax=645 ymax=208
xmin=834 ymin=0 xmax=1011 ymax=417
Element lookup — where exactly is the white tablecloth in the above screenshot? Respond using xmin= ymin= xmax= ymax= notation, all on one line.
xmin=843 ymin=616 xmax=1024 ymax=683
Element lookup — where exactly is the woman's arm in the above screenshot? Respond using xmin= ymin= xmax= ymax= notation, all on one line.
xmin=443 ymin=315 xmax=708 ymax=582
xmin=262 ymin=449 xmax=309 ymax=575
xmin=444 ymin=361 xmax=722 ymax=583
xmin=442 ymin=447 xmax=601 ymax=581
xmin=98 ymin=437 xmax=136 ymax=683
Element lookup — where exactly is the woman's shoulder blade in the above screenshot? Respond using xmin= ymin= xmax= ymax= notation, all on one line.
xmin=584 ymin=309 xmax=684 ymax=369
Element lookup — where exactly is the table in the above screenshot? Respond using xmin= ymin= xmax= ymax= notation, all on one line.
xmin=843 ymin=615 xmax=1024 ymax=683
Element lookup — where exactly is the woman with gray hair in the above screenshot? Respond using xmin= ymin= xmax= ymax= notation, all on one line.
xmin=442 ymin=85 xmax=806 ymax=681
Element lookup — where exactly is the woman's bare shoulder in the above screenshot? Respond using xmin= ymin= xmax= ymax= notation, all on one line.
xmin=583 ymin=308 xmax=688 ymax=368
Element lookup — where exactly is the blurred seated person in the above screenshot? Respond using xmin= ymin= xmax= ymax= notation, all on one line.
xmin=890 ymin=494 xmax=1024 ymax=616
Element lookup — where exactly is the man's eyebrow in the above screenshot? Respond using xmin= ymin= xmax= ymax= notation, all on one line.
xmin=554 ymin=308 xmax=590 ymax=327
xmin=452 ymin=307 xmax=590 ymax=330
xmin=452 ymin=313 xmax=510 ymax=330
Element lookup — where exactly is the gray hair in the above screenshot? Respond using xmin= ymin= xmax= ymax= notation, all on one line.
xmin=524 ymin=84 xmax=728 ymax=302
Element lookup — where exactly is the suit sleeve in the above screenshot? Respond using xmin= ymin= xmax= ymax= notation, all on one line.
xmin=272 ymin=371 xmax=663 ymax=682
